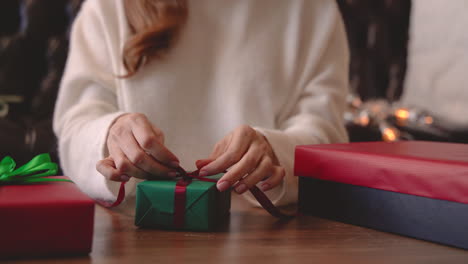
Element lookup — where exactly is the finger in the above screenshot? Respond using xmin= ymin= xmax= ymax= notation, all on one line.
xmin=200 ymin=128 xmax=254 ymax=176
xmin=215 ymin=143 xmax=264 ymax=191
xmin=195 ymin=159 xmax=215 ymax=170
xmin=151 ymin=124 xmax=165 ymax=144
xmin=109 ymin=144 xmax=149 ymax=180
xmin=96 ymin=157 xmax=130 ymax=182
xmin=131 ymin=116 xmax=179 ymax=167
xmin=233 ymin=156 xmax=274 ymax=194
xmin=207 ymin=140 xmax=229 ymax=160
xmin=260 ymin=166 xmax=286 ymax=192
xmin=120 ymin=131 xmax=175 ymax=177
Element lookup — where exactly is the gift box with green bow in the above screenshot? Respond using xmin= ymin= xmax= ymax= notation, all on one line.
xmin=0 ymin=154 xmax=95 ymax=258
xmin=135 ymin=174 xmax=231 ymax=231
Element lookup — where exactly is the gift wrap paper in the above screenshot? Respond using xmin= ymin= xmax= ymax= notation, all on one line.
xmin=135 ymin=175 xmax=231 ymax=231
xmin=295 ymin=141 xmax=468 ymax=249
xmin=0 ymin=181 xmax=95 ymax=258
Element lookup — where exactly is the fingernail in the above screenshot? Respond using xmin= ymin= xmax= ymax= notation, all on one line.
xmin=199 ymin=170 xmax=208 ymax=177
xmin=235 ymin=183 xmax=248 ymax=194
xmin=168 ymin=171 xmax=177 ymax=178
xmin=120 ymin=175 xmax=130 ymax=182
xmin=261 ymin=183 xmax=271 ymax=192
xmin=170 ymin=161 xmax=180 ymax=168
xmin=217 ymin=181 xmax=231 ymax=192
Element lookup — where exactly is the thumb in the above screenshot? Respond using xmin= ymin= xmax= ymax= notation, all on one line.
xmin=195 ymin=159 xmax=215 ymax=170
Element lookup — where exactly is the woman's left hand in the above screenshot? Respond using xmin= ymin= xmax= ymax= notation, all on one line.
xmin=196 ymin=125 xmax=285 ymax=194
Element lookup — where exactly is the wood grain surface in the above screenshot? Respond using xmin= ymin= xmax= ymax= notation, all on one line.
xmin=9 ymin=194 xmax=468 ymax=264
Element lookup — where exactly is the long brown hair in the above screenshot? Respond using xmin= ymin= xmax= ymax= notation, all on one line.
xmin=123 ymin=0 xmax=188 ymax=78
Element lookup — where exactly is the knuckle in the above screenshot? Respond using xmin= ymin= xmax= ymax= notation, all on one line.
xmin=132 ymin=112 xmax=146 ymax=120
xmin=238 ymin=125 xmax=254 ymax=137
xmin=265 ymin=164 xmax=275 ymax=175
xmin=264 ymin=169 xmax=283 ymax=186
xmin=130 ymin=113 xmax=147 ymax=124
xmin=214 ymin=142 xmax=224 ymax=153
xmin=141 ymin=134 xmax=157 ymax=149
xmin=231 ymin=169 xmax=247 ymax=181
xmin=243 ymin=175 xmax=260 ymax=188
xmin=244 ymin=156 xmax=258 ymax=169
xmin=130 ymin=151 xmax=146 ymax=165
xmin=240 ymin=173 xmax=253 ymax=184
xmin=225 ymin=151 xmax=241 ymax=164
xmin=119 ymin=114 xmax=130 ymax=123
xmin=258 ymin=142 xmax=268 ymax=153
xmin=276 ymin=166 xmax=286 ymax=179
xmin=109 ymin=171 xmax=121 ymax=181
xmin=262 ymin=156 xmax=273 ymax=167
xmin=96 ymin=163 xmax=119 ymax=181
xmin=221 ymin=173 xmax=237 ymax=185
xmin=152 ymin=126 xmax=162 ymax=135
xmin=108 ymin=132 xmax=117 ymax=143
xmin=95 ymin=162 xmax=105 ymax=174
xmin=116 ymin=160 xmax=129 ymax=173
xmin=242 ymin=182 xmax=253 ymax=189
xmin=238 ymin=124 xmax=250 ymax=131
xmin=156 ymin=130 xmax=165 ymax=142
xmin=110 ymin=125 xmax=125 ymax=137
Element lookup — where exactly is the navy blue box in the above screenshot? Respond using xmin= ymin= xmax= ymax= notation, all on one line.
xmin=299 ymin=177 xmax=468 ymax=249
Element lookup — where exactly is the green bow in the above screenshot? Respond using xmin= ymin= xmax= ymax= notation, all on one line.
xmin=0 ymin=153 xmax=70 ymax=185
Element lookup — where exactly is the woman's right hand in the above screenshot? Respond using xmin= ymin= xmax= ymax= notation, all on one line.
xmin=96 ymin=113 xmax=180 ymax=182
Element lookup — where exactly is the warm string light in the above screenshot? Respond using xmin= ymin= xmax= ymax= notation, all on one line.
xmin=381 ymin=126 xmax=400 ymax=142
xmin=395 ymin=108 xmax=409 ymax=119
xmin=345 ymin=94 xmax=436 ymax=142
xmin=424 ymin=116 xmax=434 ymax=125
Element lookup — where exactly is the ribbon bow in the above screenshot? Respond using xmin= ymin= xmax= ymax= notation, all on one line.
xmin=0 ymin=154 xmax=67 ymax=185
xmin=175 ymin=167 xmax=294 ymax=219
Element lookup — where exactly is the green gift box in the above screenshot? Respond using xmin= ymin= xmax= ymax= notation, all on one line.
xmin=135 ymin=174 xmax=231 ymax=231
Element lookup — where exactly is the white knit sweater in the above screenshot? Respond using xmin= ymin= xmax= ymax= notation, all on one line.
xmin=53 ymin=0 xmax=349 ymax=206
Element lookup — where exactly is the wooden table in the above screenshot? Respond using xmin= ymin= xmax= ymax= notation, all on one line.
xmin=11 ymin=195 xmax=468 ymax=264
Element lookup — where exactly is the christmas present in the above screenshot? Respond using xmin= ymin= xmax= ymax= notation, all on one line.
xmin=295 ymin=141 xmax=468 ymax=249
xmin=0 ymin=154 xmax=94 ymax=258
xmin=135 ymin=174 xmax=231 ymax=231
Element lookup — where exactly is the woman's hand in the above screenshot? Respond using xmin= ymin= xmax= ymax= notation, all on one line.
xmin=96 ymin=113 xmax=180 ymax=182
xmin=196 ymin=125 xmax=285 ymax=194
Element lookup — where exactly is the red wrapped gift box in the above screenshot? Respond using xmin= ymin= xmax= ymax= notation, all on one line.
xmin=0 ymin=179 xmax=95 ymax=258
xmin=295 ymin=141 xmax=468 ymax=249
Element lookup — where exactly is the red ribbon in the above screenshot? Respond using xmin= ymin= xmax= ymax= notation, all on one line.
xmin=102 ymin=169 xmax=295 ymax=227
xmin=96 ymin=181 xmax=127 ymax=208
xmin=177 ymin=169 xmax=295 ymax=223
xmin=174 ymin=177 xmax=192 ymax=228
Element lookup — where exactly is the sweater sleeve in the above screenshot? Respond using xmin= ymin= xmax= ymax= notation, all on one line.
xmin=249 ymin=3 xmax=350 ymax=206
xmin=53 ymin=1 xmax=132 ymax=203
